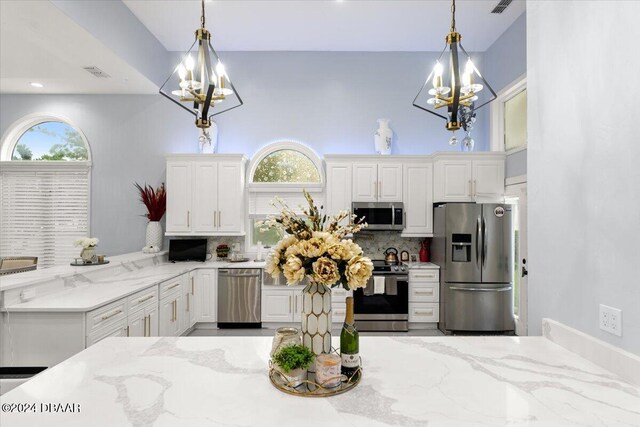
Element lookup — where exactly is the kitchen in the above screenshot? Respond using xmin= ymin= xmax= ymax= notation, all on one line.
xmin=1 ymin=1 xmax=639 ymax=426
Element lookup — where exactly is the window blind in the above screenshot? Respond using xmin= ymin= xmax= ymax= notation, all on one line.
xmin=0 ymin=162 xmax=90 ymax=268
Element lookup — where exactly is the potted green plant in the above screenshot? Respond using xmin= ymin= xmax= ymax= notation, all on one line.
xmin=272 ymin=345 xmax=315 ymax=387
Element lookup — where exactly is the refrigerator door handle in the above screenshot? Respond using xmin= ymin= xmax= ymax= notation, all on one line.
xmin=482 ymin=216 xmax=487 ymax=269
xmin=476 ymin=217 xmax=481 ymax=268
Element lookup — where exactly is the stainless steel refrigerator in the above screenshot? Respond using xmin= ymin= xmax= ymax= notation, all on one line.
xmin=433 ymin=203 xmax=515 ymax=333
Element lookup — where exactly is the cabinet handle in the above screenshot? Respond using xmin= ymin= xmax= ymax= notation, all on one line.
xmin=100 ymin=309 xmax=122 ymax=321
xmin=213 ymin=211 xmax=216 ymax=227
xmin=186 ymin=293 xmax=190 ymax=312
xmin=167 ymin=282 xmax=180 ymax=291
xmin=191 ymin=277 xmax=195 ymax=295
xmin=144 ymin=315 xmax=148 ymax=337
xmin=218 ymin=211 xmax=221 ymax=227
xmin=138 ymin=295 xmax=154 ymax=304
xmin=172 ymin=300 xmax=177 ymax=322
xmin=289 ymin=296 xmax=292 ymax=314
xmin=415 ymin=290 xmax=434 ymax=295
xmin=126 ymin=325 xmax=130 ymax=337
xmin=415 ymin=309 xmax=434 ymax=315
xmin=412 ymin=274 xmax=436 ymax=279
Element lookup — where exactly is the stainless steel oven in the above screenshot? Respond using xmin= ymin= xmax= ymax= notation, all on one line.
xmin=353 ymin=261 xmax=409 ymax=331
xmin=352 ymin=202 xmax=404 ymax=231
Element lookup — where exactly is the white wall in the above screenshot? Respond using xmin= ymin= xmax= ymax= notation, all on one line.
xmin=528 ymin=1 xmax=640 ymax=354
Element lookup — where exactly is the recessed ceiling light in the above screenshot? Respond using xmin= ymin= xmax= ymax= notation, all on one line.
xmin=30 ymin=82 xmax=44 ymax=88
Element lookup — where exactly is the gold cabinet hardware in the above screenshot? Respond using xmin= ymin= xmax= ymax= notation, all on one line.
xmin=187 ymin=211 xmax=190 ymax=227
xmin=167 ymin=282 xmax=180 ymax=291
xmin=100 ymin=309 xmax=122 ymax=321
xmin=138 ymin=295 xmax=154 ymax=304
xmin=191 ymin=277 xmax=195 ymax=295
xmin=186 ymin=293 xmax=190 ymax=312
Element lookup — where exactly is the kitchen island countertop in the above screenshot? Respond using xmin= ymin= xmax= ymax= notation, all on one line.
xmin=1 ymin=335 xmax=638 ymax=426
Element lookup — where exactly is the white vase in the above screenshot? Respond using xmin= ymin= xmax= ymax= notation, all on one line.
xmin=301 ymin=282 xmax=332 ymax=359
xmin=145 ymin=221 xmax=163 ymax=250
xmin=374 ymin=119 xmax=393 ymax=155
xmin=80 ymin=247 xmax=96 ymax=263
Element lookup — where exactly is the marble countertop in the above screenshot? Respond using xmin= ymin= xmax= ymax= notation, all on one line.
xmin=1 ymin=336 xmax=638 ymax=426
xmin=3 ymin=256 xmax=266 ymax=313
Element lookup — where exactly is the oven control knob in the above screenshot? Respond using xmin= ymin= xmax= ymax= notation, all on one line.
xmin=400 ymin=266 xmax=406 ymax=272
xmin=392 ymin=266 xmax=398 ymax=272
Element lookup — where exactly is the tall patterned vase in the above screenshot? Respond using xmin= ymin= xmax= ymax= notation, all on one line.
xmin=301 ymin=282 xmax=332 ymax=359
xmin=145 ymin=221 xmax=163 ymax=250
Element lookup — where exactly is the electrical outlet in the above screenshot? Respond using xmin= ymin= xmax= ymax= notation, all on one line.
xmin=599 ymin=304 xmax=622 ymax=337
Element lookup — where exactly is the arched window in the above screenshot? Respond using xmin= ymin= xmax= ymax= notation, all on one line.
xmin=246 ymin=141 xmax=324 ymax=250
xmin=1 ymin=114 xmax=91 ymax=268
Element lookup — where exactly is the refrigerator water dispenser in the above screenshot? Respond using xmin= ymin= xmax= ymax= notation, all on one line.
xmin=451 ymin=234 xmax=472 ymax=262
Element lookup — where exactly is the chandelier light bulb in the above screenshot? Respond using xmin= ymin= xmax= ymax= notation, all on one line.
xmin=185 ymin=55 xmax=195 ymax=71
xmin=215 ymin=62 xmax=226 ymax=78
xmin=465 ymin=59 xmax=475 ymax=75
xmin=177 ymin=64 xmax=187 ymax=81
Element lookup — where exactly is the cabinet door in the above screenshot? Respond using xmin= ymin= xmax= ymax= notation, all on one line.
xmin=166 ymin=161 xmax=192 ymax=233
xmin=326 ymin=163 xmax=352 ymax=224
xmin=159 ymin=294 xmax=181 ymax=336
xmin=217 ymin=161 xmax=244 ymax=233
xmin=472 ymin=160 xmax=505 ymax=201
xmin=378 ymin=163 xmax=403 ymax=202
xmin=435 ymin=160 xmax=472 ymax=202
xmin=196 ymin=269 xmax=217 ymax=323
xmin=192 ymin=162 xmax=218 ymax=233
xmin=352 ymin=163 xmax=378 ymax=202
xmin=403 ymin=163 xmax=433 ymax=235
xmin=187 ymin=273 xmax=197 ymax=326
xmin=261 ymin=290 xmax=293 ymax=322
xmin=145 ymin=305 xmax=159 ymax=337
xmin=127 ymin=308 xmax=146 ymax=337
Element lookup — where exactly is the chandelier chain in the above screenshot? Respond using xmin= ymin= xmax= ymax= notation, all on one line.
xmin=201 ymin=0 xmax=205 ymax=28
xmin=450 ymin=0 xmax=456 ymax=32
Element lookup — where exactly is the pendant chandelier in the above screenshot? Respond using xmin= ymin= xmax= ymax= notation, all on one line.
xmin=413 ymin=0 xmax=496 ymax=143
xmin=159 ymin=0 xmax=242 ymax=137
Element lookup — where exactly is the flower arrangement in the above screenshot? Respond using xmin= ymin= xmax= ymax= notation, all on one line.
xmin=74 ymin=237 xmax=99 ymax=248
xmin=134 ymin=182 xmax=166 ymax=222
xmin=260 ymin=191 xmax=373 ymax=291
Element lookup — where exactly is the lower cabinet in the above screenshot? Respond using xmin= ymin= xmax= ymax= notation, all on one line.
xmin=408 ymin=268 xmax=441 ymax=326
xmin=128 ymin=305 xmax=159 ymax=337
xmin=262 ymin=287 xmax=304 ymax=322
xmin=196 ymin=269 xmax=217 ymax=322
xmin=159 ymin=291 xmax=183 ymax=337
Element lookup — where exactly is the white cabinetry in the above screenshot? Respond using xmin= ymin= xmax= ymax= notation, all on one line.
xmin=408 ymin=268 xmax=440 ymax=326
xmin=325 ymin=161 xmax=353 ymax=221
xmin=352 ymin=162 xmax=402 ymax=202
xmin=262 ymin=289 xmax=296 ymax=322
xmin=166 ymin=155 xmax=247 ymax=236
xmin=195 ymin=269 xmax=217 ymax=323
xmin=402 ymin=162 xmax=434 ymax=236
xmin=331 ymin=287 xmax=352 ymax=324
xmin=159 ymin=276 xmax=185 ymax=337
xmin=433 ymin=154 xmax=505 ymax=203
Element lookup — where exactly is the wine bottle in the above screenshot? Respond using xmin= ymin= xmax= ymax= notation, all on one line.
xmin=340 ymin=296 xmax=359 ymax=377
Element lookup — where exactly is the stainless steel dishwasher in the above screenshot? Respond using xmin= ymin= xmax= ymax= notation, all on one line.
xmin=217 ymin=268 xmax=262 ymax=328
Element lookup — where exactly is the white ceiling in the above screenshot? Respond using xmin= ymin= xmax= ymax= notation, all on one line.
xmin=124 ymin=0 xmax=526 ymax=52
xmin=0 ymin=0 xmax=158 ymax=94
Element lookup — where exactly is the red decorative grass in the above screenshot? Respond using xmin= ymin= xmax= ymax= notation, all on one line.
xmin=135 ymin=182 xmax=166 ymax=221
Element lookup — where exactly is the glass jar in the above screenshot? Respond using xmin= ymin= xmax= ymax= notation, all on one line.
xmin=315 ymin=354 xmax=341 ymax=388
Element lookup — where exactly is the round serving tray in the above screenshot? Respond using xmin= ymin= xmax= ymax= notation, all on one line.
xmin=70 ymin=260 xmax=110 ymax=266
xmin=268 ymin=365 xmax=362 ymax=397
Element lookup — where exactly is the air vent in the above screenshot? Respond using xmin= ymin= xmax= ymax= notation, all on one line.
xmin=82 ymin=66 xmax=111 ymax=78
xmin=491 ymin=0 xmax=512 ymax=14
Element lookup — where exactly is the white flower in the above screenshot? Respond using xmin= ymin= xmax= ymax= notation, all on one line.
xmin=283 ymin=256 xmax=306 ymax=284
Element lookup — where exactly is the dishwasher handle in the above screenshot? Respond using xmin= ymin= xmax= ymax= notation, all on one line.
xmin=219 ymin=270 xmax=262 ymax=278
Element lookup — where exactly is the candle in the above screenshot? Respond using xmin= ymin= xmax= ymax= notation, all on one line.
xmin=315 ymin=354 xmax=341 ymax=388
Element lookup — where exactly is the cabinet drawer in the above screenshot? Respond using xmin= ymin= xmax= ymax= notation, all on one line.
xmin=332 ymin=303 xmax=346 ymax=323
xmin=86 ymin=319 xmax=128 ymax=347
xmin=409 ymin=270 xmax=439 ymax=282
xmin=331 ymin=288 xmax=353 ymax=304
xmin=128 ymin=287 xmax=158 ymax=312
xmin=409 ymin=283 xmax=439 ymax=303
xmin=86 ymin=299 xmax=127 ymax=334
xmin=160 ymin=277 xmax=183 ymax=298
xmin=408 ymin=303 xmax=439 ymax=323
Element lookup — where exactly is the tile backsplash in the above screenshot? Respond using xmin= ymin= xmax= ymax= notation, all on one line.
xmin=354 ymin=231 xmax=426 ymax=261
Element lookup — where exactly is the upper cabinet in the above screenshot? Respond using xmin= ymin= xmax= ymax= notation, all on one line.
xmin=433 ymin=154 xmax=505 ymax=203
xmin=352 ymin=162 xmax=402 ymax=202
xmin=402 ymin=162 xmax=434 ymax=236
xmin=325 ymin=161 xmax=353 ymax=220
xmin=166 ymin=154 xmax=247 ymax=236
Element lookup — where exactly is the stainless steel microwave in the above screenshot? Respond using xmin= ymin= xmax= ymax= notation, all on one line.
xmin=352 ymin=202 xmax=404 ymax=231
